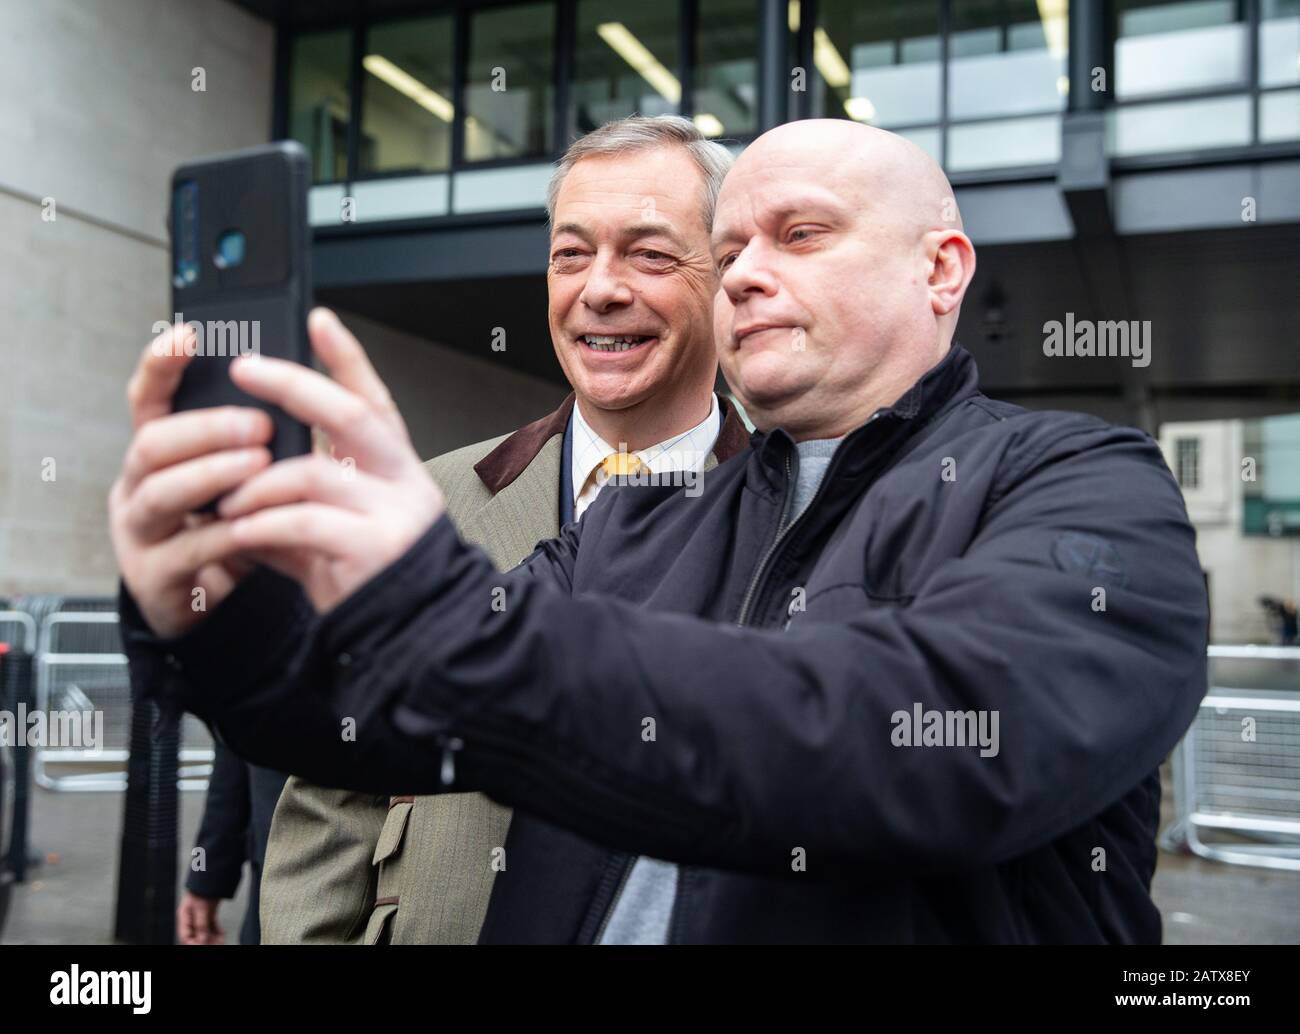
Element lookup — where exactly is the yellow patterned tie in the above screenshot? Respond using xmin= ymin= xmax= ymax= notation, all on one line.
xmin=602 ymin=452 xmax=644 ymax=478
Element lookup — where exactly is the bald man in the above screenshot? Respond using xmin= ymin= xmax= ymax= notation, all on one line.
xmin=116 ymin=121 xmax=1208 ymax=943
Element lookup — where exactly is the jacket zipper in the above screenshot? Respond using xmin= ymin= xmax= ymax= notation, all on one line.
xmin=592 ymin=855 xmax=637 ymax=943
xmin=734 ymin=455 xmax=795 ymax=628
xmin=735 ymin=416 xmax=880 ymax=630
xmin=586 ymin=423 xmax=872 ymax=940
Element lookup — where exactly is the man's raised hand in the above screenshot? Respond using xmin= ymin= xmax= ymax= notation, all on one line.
xmin=215 ymin=308 xmax=446 ymax=613
xmin=108 ymin=323 xmax=274 ymax=638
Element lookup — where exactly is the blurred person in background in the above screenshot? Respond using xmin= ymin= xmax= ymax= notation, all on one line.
xmin=177 ymin=743 xmax=284 ymax=945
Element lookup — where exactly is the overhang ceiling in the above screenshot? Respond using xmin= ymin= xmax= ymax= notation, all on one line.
xmin=316 ymin=220 xmax=1300 ymax=428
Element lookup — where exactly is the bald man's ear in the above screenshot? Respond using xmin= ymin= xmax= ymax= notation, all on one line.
xmin=926 ymin=230 xmax=976 ymax=319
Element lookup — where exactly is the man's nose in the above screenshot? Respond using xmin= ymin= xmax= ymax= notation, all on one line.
xmin=721 ymin=240 xmax=780 ymax=302
xmin=579 ymin=253 xmax=634 ymax=313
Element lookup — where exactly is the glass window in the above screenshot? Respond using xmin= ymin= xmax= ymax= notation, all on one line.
xmin=1114 ymin=0 xmax=1248 ymax=100
xmin=1176 ymin=437 xmax=1201 ymax=489
xmin=1108 ymin=93 xmax=1252 ymax=155
xmin=945 ymin=0 xmax=1067 ymax=170
xmin=1261 ymin=88 xmax=1300 ymax=141
xmin=948 ymin=114 xmax=1061 ymax=169
xmin=465 ymin=2 xmax=557 ymax=162
xmin=696 ymin=0 xmax=760 ymax=138
xmin=453 ymin=164 xmax=554 ymax=213
xmin=895 ymin=126 xmax=942 ymax=162
xmin=572 ymin=1 xmax=680 ymax=136
xmin=1242 ymin=414 xmax=1300 ymax=537
xmin=352 ymin=175 xmax=450 ymax=220
xmin=360 ymin=17 xmax=455 ymax=176
xmin=288 ymin=30 xmax=352 ymax=184
xmin=1260 ymin=0 xmax=1300 ymax=88
xmin=948 ymin=0 xmax=1068 ymax=120
xmin=811 ymin=0 xmax=941 ymax=129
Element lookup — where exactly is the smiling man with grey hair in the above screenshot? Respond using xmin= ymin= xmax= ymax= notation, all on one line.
xmin=546 ymin=114 xmax=734 ymax=228
xmin=250 ymin=114 xmax=747 ymax=943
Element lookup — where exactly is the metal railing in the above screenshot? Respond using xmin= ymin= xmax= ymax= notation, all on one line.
xmin=0 ymin=611 xmax=36 ymax=656
xmin=30 ymin=609 xmax=211 ymax=792
xmin=33 ymin=612 xmax=130 ymax=791
xmin=1163 ymin=644 xmax=1300 ymax=872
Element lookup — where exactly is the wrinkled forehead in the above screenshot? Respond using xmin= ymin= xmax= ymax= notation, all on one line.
xmin=711 ymin=168 xmax=859 ymax=248
xmin=552 ymin=151 xmax=710 ymax=239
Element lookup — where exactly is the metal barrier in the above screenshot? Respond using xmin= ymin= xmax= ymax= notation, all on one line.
xmin=1163 ymin=645 xmax=1300 ymax=872
xmin=0 ymin=612 xmax=36 ymax=656
xmin=32 ymin=610 xmax=212 ymax=792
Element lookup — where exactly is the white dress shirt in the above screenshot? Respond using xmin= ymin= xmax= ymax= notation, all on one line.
xmin=570 ymin=393 xmax=721 ymax=520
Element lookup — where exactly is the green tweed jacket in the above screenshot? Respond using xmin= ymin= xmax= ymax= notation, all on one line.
xmin=258 ymin=394 xmax=750 ymax=943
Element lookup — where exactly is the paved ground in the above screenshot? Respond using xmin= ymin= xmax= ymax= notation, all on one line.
xmin=3 ymin=783 xmax=249 ymax=945
xmin=1156 ymin=850 xmax=1300 ymax=944
xmin=3 ymin=768 xmax=1297 ymax=944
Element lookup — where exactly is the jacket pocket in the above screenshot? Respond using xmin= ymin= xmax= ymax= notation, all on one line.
xmin=373 ymin=801 xmax=414 ymax=866
xmin=363 ymin=900 xmax=398 ymax=945
xmin=799 ymin=582 xmax=912 ymax=626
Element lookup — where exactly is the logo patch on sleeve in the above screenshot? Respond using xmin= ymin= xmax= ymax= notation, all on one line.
xmin=1051 ymin=531 xmax=1127 ymax=587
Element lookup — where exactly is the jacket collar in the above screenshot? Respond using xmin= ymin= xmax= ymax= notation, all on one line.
xmin=713 ymin=394 xmax=754 ymax=463
xmin=882 ymin=343 xmax=978 ymax=425
xmin=474 ymin=391 xmax=752 ymax=495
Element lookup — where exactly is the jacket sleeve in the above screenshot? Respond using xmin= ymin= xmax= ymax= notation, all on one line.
xmin=185 ymin=741 xmax=251 ymax=899
xmin=117 ymin=516 xmax=584 ymax=796
xmin=129 ymin=426 xmax=1209 ymax=879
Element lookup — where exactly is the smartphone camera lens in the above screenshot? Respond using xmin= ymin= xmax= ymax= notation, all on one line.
xmin=213 ymin=230 xmax=246 ymax=270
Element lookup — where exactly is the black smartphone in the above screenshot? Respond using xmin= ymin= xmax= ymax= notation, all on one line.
xmin=168 ymin=140 xmax=312 ymax=468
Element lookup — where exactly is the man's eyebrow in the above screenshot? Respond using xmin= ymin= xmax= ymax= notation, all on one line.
xmin=617 ymin=222 xmax=690 ymax=250
xmin=550 ymin=221 xmax=690 ymax=250
xmin=550 ymin=222 xmax=591 ymax=242
xmin=712 ymin=198 xmax=851 ymax=250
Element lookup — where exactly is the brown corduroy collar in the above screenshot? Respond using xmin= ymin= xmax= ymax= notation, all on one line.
xmin=473 ymin=391 xmax=752 ymax=495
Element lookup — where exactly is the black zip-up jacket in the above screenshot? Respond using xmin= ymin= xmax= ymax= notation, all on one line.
xmin=121 ymin=346 xmax=1209 ymax=943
